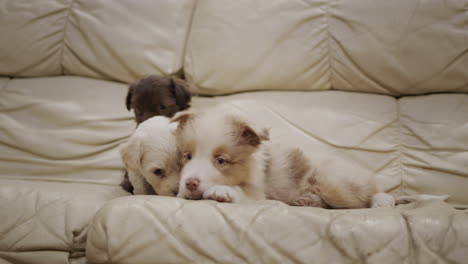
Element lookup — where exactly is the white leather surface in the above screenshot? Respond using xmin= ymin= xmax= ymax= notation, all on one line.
xmin=185 ymin=0 xmax=468 ymax=96
xmin=399 ymin=94 xmax=468 ymax=206
xmin=87 ymin=196 xmax=468 ymax=264
xmin=0 ymin=0 xmax=195 ymax=83
xmin=0 ymin=76 xmax=134 ymax=185
xmin=0 ymin=78 xmax=10 ymax=91
xmin=0 ymin=179 xmax=129 ymax=264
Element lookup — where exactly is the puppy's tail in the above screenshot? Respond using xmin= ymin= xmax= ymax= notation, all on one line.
xmin=395 ymin=194 xmax=449 ymax=205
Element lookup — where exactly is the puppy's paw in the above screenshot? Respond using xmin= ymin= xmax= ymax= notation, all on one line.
xmin=291 ymin=193 xmax=324 ymax=207
xmin=203 ymin=185 xmax=239 ymax=203
xmin=371 ymin=192 xmax=396 ymax=208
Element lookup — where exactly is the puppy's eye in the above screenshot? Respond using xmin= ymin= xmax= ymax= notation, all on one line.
xmin=215 ymin=157 xmax=226 ymax=165
xmin=153 ymin=168 xmax=165 ymax=177
xmin=159 ymin=105 xmax=166 ymax=110
xmin=184 ymin=152 xmax=192 ymax=161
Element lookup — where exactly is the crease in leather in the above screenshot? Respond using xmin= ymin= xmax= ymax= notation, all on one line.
xmin=405 ymin=163 xmax=468 ymax=180
xmin=234 ymin=204 xmax=284 ymax=263
xmin=396 ymin=99 xmax=406 ymax=197
xmin=330 ymin=32 xmax=399 ymax=95
xmin=58 ymin=0 xmax=76 ymax=75
xmin=238 ymin=13 xmax=325 ymax=91
xmin=63 ymin=41 xmax=114 ymax=81
xmin=324 ymin=0 xmax=334 ymax=90
xmin=3 ymin=194 xmax=66 ymax=251
xmin=231 ymin=100 xmax=393 ymax=153
xmin=330 ymin=59 xmax=354 ymax=90
xmin=179 ymin=0 xmax=198 ymax=73
xmin=412 ymin=46 xmax=468 ymax=93
xmin=402 ymin=213 xmax=450 ymax=263
xmin=144 ymin=200 xmax=202 ymax=263
xmin=0 ymin=78 xmax=11 ymax=94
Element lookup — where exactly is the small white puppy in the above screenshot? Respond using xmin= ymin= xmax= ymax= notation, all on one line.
xmin=173 ymin=109 xmax=448 ymax=208
xmin=120 ymin=116 xmax=181 ymax=196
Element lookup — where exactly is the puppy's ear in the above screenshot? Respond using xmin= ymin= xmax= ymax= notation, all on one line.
xmin=119 ymin=136 xmax=141 ymax=171
xmin=126 ymin=82 xmax=138 ymax=111
xmin=170 ymin=111 xmax=194 ymax=131
xmin=170 ymin=77 xmax=192 ymax=110
xmin=230 ymin=117 xmax=267 ymax=147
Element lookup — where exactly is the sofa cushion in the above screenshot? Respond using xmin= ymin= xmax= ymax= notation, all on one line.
xmin=0 ymin=76 xmax=133 ymax=262
xmin=398 ymin=94 xmax=468 ymax=207
xmin=0 ymin=179 xmax=129 ymax=264
xmin=0 ymin=76 xmax=134 ymax=184
xmin=185 ymin=0 xmax=468 ymax=96
xmin=86 ymin=196 xmax=468 ymax=264
xmin=0 ymin=0 xmax=195 ymax=83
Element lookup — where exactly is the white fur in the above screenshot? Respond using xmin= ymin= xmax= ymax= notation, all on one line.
xmin=120 ymin=116 xmax=180 ymax=196
xmin=203 ymin=185 xmax=241 ymax=203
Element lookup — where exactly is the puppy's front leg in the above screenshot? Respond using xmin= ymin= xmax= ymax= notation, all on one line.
xmin=203 ymin=185 xmax=247 ymax=203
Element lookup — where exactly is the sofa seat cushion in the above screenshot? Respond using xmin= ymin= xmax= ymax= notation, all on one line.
xmin=0 ymin=76 xmax=133 ymax=262
xmin=87 ymin=196 xmax=468 ymax=264
xmin=0 ymin=179 xmax=129 ymax=264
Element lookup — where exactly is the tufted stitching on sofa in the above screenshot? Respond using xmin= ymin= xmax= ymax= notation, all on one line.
xmin=58 ymin=0 xmax=76 ymax=75
xmin=180 ymin=0 xmax=198 ymax=78
xmin=396 ymin=100 xmax=406 ymax=196
xmin=0 ymin=78 xmax=12 ymax=95
xmin=323 ymin=0 xmax=334 ymax=90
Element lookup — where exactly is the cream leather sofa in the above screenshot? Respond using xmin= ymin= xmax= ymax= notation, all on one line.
xmin=1 ymin=1 xmax=467 ymax=264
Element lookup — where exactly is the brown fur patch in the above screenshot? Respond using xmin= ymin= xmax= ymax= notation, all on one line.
xmin=214 ymin=158 xmax=252 ymax=187
xmin=177 ymin=137 xmax=196 ymax=165
xmin=287 ymin=148 xmax=314 ymax=183
xmin=229 ymin=116 xmax=263 ymax=147
xmin=212 ymin=145 xmax=228 ymax=158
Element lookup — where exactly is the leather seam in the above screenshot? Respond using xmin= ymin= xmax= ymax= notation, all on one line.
xmin=0 ymin=77 xmax=12 ymax=95
xmin=58 ymin=0 xmax=76 ymax=75
xmin=180 ymin=0 xmax=198 ymax=80
xmin=324 ymin=0 xmax=333 ymax=90
xmin=396 ymin=100 xmax=405 ymax=196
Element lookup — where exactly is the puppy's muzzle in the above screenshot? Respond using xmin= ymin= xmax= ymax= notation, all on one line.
xmin=186 ymin=177 xmax=200 ymax=192
xmin=183 ymin=177 xmax=203 ymax=199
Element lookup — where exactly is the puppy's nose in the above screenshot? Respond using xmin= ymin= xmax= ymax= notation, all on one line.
xmin=186 ymin=177 xmax=200 ymax=192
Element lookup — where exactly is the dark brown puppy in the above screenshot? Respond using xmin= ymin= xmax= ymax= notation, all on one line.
xmin=121 ymin=75 xmax=192 ymax=193
xmin=126 ymin=75 xmax=192 ymax=123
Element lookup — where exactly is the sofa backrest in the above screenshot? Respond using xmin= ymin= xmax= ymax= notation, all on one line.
xmin=0 ymin=0 xmax=195 ymax=84
xmin=1 ymin=0 xmax=467 ymax=95
xmin=185 ymin=0 xmax=468 ymax=96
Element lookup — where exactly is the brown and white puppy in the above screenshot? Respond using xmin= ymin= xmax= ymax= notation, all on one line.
xmin=173 ymin=109 xmax=448 ymax=208
xmin=265 ymin=145 xmax=391 ymax=208
xmin=120 ymin=116 xmax=181 ymax=196
xmin=121 ymin=75 xmax=191 ymax=193
xmin=126 ymin=75 xmax=192 ymax=124
xmin=173 ymin=110 xmax=269 ymax=203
